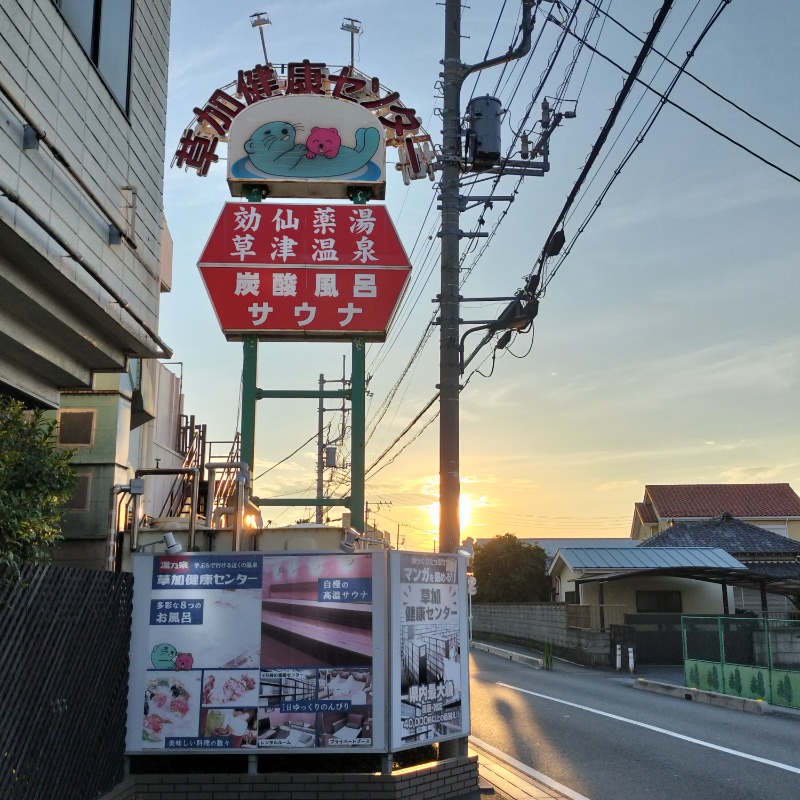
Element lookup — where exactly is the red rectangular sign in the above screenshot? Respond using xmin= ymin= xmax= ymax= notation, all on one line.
xmin=199 ymin=265 xmax=410 ymax=341
xmin=198 ymin=203 xmax=410 ymax=268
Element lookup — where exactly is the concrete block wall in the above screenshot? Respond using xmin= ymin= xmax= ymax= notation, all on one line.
xmin=97 ymin=757 xmax=479 ymax=800
xmin=472 ymin=603 xmax=611 ymax=666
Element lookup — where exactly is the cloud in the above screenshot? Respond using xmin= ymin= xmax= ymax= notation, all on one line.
xmin=592 ymin=170 xmax=799 ymax=233
xmin=594 ymin=479 xmax=642 ymax=492
xmin=721 ymin=463 xmax=800 ymax=483
xmin=543 ymin=335 xmax=800 ymax=411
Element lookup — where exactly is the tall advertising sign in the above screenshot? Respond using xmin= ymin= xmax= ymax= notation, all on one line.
xmin=126 ymin=552 xmax=386 ymax=753
xmin=197 ymin=201 xmax=411 ymax=341
xmin=390 ymin=552 xmax=470 ymax=750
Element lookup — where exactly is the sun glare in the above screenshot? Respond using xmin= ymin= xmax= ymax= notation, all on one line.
xmin=426 ymin=494 xmax=475 ymax=533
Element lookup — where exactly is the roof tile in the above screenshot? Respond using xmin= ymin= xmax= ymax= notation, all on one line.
xmin=645 ymin=483 xmax=800 ymax=518
xmin=639 ymin=513 xmax=800 ymax=554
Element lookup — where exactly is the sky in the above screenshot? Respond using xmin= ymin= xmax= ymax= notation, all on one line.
xmin=159 ymin=1 xmax=800 ymax=552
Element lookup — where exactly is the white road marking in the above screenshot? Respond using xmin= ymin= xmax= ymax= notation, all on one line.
xmin=498 ymin=682 xmax=800 ymax=775
xmin=471 ymin=735 xmax=593 ymax=800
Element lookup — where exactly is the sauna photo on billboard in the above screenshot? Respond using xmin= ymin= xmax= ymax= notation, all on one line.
xmin=260 ymin=553 xmax=374 ymax=668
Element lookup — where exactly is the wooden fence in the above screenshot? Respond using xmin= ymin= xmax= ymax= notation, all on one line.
xmin=0 ymin=564 xmax=133 ymax=800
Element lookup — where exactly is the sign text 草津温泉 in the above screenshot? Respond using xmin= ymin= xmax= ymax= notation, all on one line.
xmin=197 ymin=203 xmax=411 ymax=340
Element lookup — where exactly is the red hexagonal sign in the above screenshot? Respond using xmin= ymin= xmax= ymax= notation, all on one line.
xmin=197 ymin=202 xmax=411 ymax=341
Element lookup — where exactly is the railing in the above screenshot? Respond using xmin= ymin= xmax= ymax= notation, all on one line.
xmin=158 ymin=421 xmax=208 ymax=518
xmin=211 ymin=433 xmax=243 ymax=511
xmin=683 ymin=615 xmax=800 ymax=709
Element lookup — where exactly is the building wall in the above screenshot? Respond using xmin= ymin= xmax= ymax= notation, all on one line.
xmin=98 ymin=757 xmax=480 ymax=800
xmin=0 ymin=0 xmax=171 ymax=407
xmin=55 ymin=361 xmax=185 ymax=570
xmin=552 ymin=561 xmax=732 ymax=614
xmin=636 ymin=516 xmax=800 ymax=542
xmin=577 ymin=575 xmax=730 ymax=615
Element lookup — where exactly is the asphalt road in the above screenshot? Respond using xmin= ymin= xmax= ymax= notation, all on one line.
xmin=469 ymin=647 xmax=800 ymax=800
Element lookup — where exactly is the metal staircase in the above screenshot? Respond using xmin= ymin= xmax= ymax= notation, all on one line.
xmin=157 ymin=418 xmax=242 ymax=522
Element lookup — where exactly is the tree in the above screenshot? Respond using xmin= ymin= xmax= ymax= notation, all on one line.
xmin=471 ymin=533 xmax=551 ymax=603
xmin=0 ymin=395 xmax=76 ymax=582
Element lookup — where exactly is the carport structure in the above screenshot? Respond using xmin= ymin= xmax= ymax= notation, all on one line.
xmin=548 ymin=546 xmax=752 ymax=665
xmin=549 ymin=545 xmax=749 ymax=616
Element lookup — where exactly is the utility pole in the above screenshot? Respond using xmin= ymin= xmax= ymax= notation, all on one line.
xmin=315 ymin=361 xmax=350 ymax=523
xmin=438 ymin=0 xmax=534 ymax=554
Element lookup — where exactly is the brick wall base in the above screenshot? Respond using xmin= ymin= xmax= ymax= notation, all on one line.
xmin=97 ymin=756 xmax=479 ymax=800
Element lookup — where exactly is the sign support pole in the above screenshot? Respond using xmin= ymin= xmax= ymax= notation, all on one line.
xmin=350 ymin=337 xmax=366 ymax=533
xmin=241 ymin=335 xmax=258 ymax=472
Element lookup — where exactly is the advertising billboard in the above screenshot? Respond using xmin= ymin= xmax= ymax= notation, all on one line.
xmin=126 ymin=552 xmax=385 ymax=753
xmin=391 ymin=552 xmax=470 ymax=750
xmin=197 ymin=202 xmax=411 ymax=341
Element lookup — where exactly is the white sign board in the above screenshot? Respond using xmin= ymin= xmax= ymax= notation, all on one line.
xmin=126 ymin=552 xmax=385 ymax=753
xmin=390 ymin=552 xmax=470 ymax=750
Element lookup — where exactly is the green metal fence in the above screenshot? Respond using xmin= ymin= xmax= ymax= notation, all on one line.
xmin=682 ymin=615 xmax=800 ymax=709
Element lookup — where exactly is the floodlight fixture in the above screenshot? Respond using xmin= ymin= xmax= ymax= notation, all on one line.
xmin=250 ymin=11 xmax=271 ymax=28
xmin=339 ymin=528 xmax=390 ymax=553
xmin=249 ymin=12 xmax=272 ymax=64
xmin=458 ymin=537 xmax=475 ymax=559
xmin=339 ymin=529 xmax=359 ymax=554
xmin=139 ymin=532 xmax=183 ymax=555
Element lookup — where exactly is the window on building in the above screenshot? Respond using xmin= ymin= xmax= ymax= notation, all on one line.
xmin=636 ymin=590 xmax=682 ymax=613
xmin=58 ymin=410 xmax=95 ymax=446
xmin=53 ymin=0 xmax=134 ymax=110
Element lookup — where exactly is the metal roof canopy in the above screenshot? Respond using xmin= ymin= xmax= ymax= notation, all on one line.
xmin=550 ymin=546 xmax=746 ymax=573
xmin=551 ymin=547 xmax=800 ymax=613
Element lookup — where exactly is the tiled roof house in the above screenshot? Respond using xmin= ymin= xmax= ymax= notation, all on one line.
xmin=630 ymin=484 xmax=800 ymax=542
xmin=639 ymin=512 xmax=800 ymax=606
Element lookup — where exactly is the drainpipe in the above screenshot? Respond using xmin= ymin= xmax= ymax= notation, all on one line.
xmin=107 ymin=483 xmax=128 ymax=572
xmin=234 ymin=472 xmax=246 ymax=551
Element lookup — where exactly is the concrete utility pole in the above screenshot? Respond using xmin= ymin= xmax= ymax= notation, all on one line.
xmin=438 ymin=0 xmax=534 ymax=554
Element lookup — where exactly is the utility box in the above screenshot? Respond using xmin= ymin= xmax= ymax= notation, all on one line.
xmin=325 ymin=446 xmax=337 ymax=468
xmin=466 ymin=96 xmax=503 ymax=171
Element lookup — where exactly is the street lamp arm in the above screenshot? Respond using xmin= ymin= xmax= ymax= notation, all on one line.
xmin=459 ymin=0 xmax=535 ymax=83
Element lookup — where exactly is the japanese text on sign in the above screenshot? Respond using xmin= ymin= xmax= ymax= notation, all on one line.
xmin=152 ymin=555 xmax=262 ymax=590
xmin=149 ymin=599 xmax=205 ymax=626
xmin=174 ymin=61 xmax=421 ymax=177
xmin=318 ymin=577 xmax=372 ymax=603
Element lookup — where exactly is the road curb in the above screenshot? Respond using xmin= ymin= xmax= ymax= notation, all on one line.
xmin=472 ymin=641 xmax=544 ymax=669
xmin=632 ymin=677 xmax=771 ymax=714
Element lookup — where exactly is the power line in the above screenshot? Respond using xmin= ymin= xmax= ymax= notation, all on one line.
xmin=542 ymin=0 xmax=731 ymax=292
xmin=524 ymin=0 xmax=678 ymax=291
xmin=584 ymin=0 xmax=800 ymax=153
